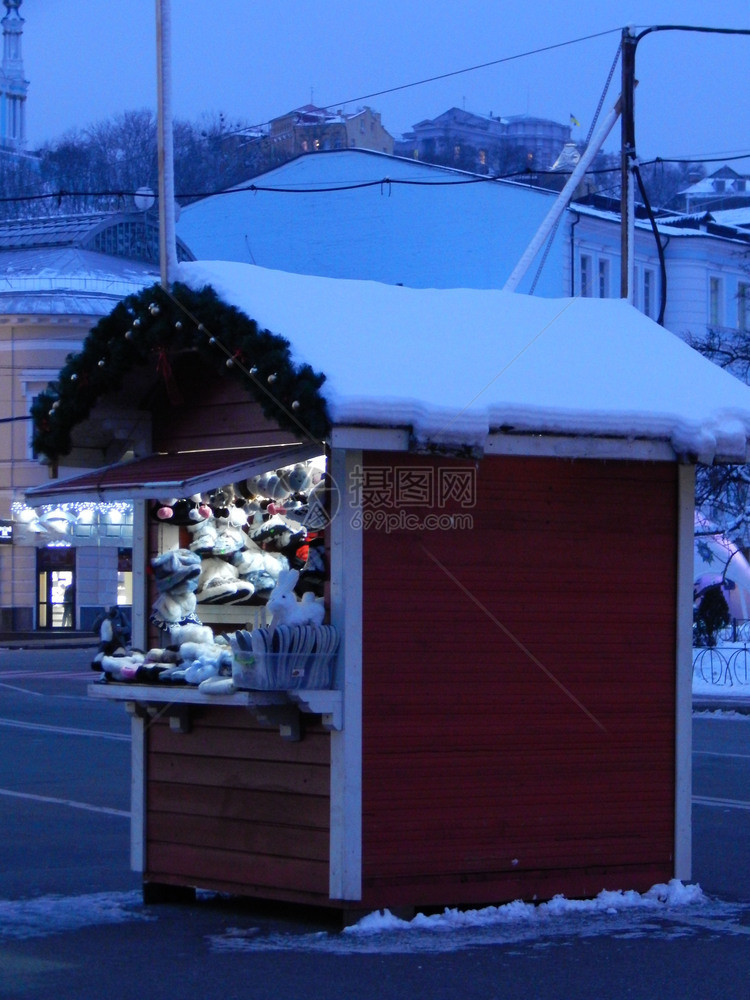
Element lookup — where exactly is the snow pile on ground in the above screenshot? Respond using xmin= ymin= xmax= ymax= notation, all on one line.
xmin=206 ymin=879 xmax=733 ymax=955
xmin=343 ymin=880 xmax=705 ymax=937
xmin=0 ymin=891 xmax=152 ymax=940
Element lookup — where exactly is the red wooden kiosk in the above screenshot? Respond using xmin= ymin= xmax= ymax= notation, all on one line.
xmin=28 ymin=264 xmax=750 ymax=915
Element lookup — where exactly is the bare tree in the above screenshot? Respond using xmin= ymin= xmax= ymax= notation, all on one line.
xmin=0 ymin=109 xmax=255 ymax=218
xmin=689 ymin=322 xmax=750 ymax=540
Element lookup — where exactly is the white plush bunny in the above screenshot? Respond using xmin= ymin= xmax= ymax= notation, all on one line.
xmin=267 ymin=568 xmax=325 ymax=630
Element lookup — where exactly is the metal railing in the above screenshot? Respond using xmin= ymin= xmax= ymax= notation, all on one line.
xmin=693 ymin=644 xmax=750 ymax=687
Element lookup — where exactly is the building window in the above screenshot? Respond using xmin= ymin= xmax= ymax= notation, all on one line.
xmin=710 ymin=276 xmax=722 ymax=327
xmin=739 ymin=282 xmax=750 ymax=331
xmin=598 ymin=258 xmax=610 ymax=298
xmin=643 ymin=269 xmax=655 ymax=318
xmin=580 ymin=254 xmax=592 ymax=297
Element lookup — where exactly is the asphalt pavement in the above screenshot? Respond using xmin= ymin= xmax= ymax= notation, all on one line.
xmin=1 ymin=640 xmax=750 ymax=999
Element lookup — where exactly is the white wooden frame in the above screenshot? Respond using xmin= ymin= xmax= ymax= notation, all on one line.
xmin=328 ymin=447 xmax=363 ymax=900
xmin=674 ymin=463 xmax=695 ymax=880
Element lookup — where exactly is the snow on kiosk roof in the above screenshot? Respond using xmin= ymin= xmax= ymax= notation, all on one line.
xmin=179 ymin=260 xmax=750 ymax=464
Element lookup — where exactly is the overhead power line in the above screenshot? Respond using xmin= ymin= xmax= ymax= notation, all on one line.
xmin=0 ymin=150 xmax=747 ymax=207
xmin=230 ymin=27 xmax=625 ymax=137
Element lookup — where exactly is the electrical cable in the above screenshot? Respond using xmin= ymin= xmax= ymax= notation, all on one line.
xmin=3 ymin=151 xmax=749 ymax=208
xmin=633 ymin=162 xmax=668 ymax=325
xmin=623 ymin=26 xmax=750 ymax=329
xmin=227 ymin=28 xmax=625 ymax=139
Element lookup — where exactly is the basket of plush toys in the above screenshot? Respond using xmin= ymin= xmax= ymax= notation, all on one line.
xmin=230 ymin=569 xmax=339 ymax=690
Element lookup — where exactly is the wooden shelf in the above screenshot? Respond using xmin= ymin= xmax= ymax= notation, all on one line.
xmin=195 ymin=605 xmax=271 ymax=628
xmin=88 ymin=681 xmax=343 ymax=735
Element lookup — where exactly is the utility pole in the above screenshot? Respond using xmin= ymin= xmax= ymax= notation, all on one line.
xmin=155 ymin=0 xmax=177 ymax=287
xmin=619 ymin=24 xmax=750 ymax=306
xmin=620 ymin=26 xmax=637 ymax=302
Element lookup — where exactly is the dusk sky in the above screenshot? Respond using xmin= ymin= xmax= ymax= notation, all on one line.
xmin=20 ymin=0 xmax=750 ymax=164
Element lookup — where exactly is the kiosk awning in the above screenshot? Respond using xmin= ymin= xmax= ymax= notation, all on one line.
xmin=26 ymin=442 xmax=322 ymax=505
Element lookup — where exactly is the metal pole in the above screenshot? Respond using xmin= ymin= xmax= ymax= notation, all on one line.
xmin=503 ymin=98 xmax=622 ymax=293
xmin=620 ymin=26 xmax=637 ymax=301
xmin=156 ymin=0 xmax=177 ymax=287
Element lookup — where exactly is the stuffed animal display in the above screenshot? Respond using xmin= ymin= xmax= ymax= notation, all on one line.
xmin=150 ymin=459 xmax=328 ymax=606
xmin=95 ymin=460 xmax=332 ymax=692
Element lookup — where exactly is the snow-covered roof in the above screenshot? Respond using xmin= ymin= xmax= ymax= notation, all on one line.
xmin=176 ymin=150 xmax=563 ymax=296
xmin=0 ymin=247 xmax=159 ymax=316
xmin=178 ymin=260 xmax=750 ymax=464
xmin=700 ymin=206 xmax=750 ymax=230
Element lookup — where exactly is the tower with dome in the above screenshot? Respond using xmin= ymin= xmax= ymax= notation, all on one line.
xmin=0 ymin=0 xmax=27 ymax=150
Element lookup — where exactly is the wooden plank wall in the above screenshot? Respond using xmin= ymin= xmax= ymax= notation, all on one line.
xmin=144 ymin=707 xmax=332 ymax=904
xmin=150 ymin=353 xmax=299 ymax=454
xmin=360 ymin=452 xmax=678 ymax=909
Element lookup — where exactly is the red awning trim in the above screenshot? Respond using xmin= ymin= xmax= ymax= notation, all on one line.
xmin=26 ymin=442 xmax=321 ymax=505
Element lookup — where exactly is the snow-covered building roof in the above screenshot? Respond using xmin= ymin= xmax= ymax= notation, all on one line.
xmin=178 ymin=260 xmax=750 ymax=464
xmin=677 ymin=165 xmax=750 ymax=214
xmin=176 ymin=149 xmax=564 ymax=295
xmin=0 ymin=247 xmax=160 ymax=317
xmin=0 ymin=212 xmax=195 ymax=317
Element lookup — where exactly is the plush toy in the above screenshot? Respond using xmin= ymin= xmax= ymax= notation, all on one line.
xmin=170 ymin=621 xmax=214 ymax=647
xmin=195 ymin=555 xmax=255 ymax=605
xmin=296 ymin=533 xmax=327 ymax=597
xmin=149 ymin=548 xmax=204 ymax=637
xmin=183 ymin=644 xmax=233 ymax=685
xmin=187 ymin=510 xmax=218 ymax=555
xmin=207 ymin=487 xmax=232 ymax=518
xmin=151 ymin=582 xmax=198 ymax=625
xmin=211 ymin=503 xmax=246 ymax=557
xmin=251 ymin=514 xmax=308 ymax=569
xmin=151 ymin=497 xmax=178 ymax=521
xmin=285 ymin=475 xmax=332 ymax=532
xmin=98 ymin=651 xmax=168 ymax=683
xmin=267 ymin=568 xmax=325 ymax=630
xmin=230 ymin=538 xmax=286 ymax=599
xmin=150 ymin=497 xmax=212 ymax=525
xmin=279 ymin=462 xmax=315 ymax=495
xmin=245 ymin=469 xmax=289 ymax=501
xmin=151 ymin=548 xmax=202 ymax=593
xmin=156 ymin=629 xmax=232 ymax=685
xmin=241 ymin=497 xmax=265 ymax=531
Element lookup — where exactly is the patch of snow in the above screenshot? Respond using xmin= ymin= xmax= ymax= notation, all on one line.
xmin=0 ymin=891 xmax=152 ymax=940
xmin=693 ymin=708 xmax=750 ymax=719
xmin=343 ymin=879 xmax=705 ymax=937
xmin=205 ymin=880 xmax=745 ymax=956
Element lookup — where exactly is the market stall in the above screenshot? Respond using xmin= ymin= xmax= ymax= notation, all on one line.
xmin=27 ymin=264 xmax=750 ymax=914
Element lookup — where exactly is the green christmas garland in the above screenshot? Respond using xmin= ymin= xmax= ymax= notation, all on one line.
xmin=31 ymin=282 xmax=330 ymax=462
